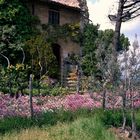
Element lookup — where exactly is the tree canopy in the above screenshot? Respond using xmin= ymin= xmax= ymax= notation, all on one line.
xmin=0 ymin=0 xmax=37 ymax=65
xmin=81 ymin=24 xmax=130 ymax=76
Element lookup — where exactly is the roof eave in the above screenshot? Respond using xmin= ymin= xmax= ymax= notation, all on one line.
xmin=40 ymin=0 xmax=81 ymax=11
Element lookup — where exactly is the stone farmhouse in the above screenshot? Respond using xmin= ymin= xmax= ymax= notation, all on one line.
xmin=27 ymin=0 xmax=81 ymax=84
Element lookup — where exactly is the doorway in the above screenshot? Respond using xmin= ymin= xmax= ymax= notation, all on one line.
xmin=52 ymin=43 xmax=61 ymax=67
xmin=51 ymin=44 xmax=61 ymax=79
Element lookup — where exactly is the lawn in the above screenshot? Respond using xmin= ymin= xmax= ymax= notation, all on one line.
xmin=0 ymin=116 xmax=117 ymax=140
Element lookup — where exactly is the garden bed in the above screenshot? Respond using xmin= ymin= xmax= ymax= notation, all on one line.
xmin=0 ymin=92 xmax=140 ymax=119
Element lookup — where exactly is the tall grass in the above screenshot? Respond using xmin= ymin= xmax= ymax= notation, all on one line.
xmin=1 ymin=109 xmax=140 ymax=140
xmin=0 ymin=117 xmax=118 ymax=140
xmin=0 ymin=109 xmax=94 ymax=134
xmin=47 ymin=117 xmax=117 ymax=140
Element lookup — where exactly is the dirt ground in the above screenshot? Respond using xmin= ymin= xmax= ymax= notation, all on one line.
xmin=109 ymin=127 xmax=140 ymax=140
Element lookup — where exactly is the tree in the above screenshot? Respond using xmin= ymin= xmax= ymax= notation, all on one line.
xmin=76 ymin=0 xmax=89 ymax=93
xmin=119 ymin=34 xmax=140 ymax=138
xmin=0 ymin=0 xmax=37 ymax=65
xmin=26 ymin=34 xmax=59 ymax=79
xmin=98 ymin=29 xmax=130 ymax=52
xmin=96 ymin=42 xmax=122 ymax=109
xmin=82 ymin=23 xmax=99 ymax=76
xmin=82 ymin=28 xmax=130 ymax=77
xmin=77 ymin=0 xmax=89 ymax=32
xmin=108 ymin=0 xmax=140 ymax=57
xmin=95 ymin=30 xmax=129 ymax=109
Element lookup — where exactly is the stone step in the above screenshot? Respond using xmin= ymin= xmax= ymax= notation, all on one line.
xmin=66 ymin=77 xmax=77 ymax=80
xmin=67 ymin=80 xmax=77 ymax=84
xmin=68 ymin=83 xmax=77 ymax=87
xmin=63 ymin=70 xmax=78 ymax=90
xmin=68 ymin=73 xmax=77 ymax=77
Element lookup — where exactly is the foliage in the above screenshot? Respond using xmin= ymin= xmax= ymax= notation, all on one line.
xmin=120 ymin=33 xmax=130 ymax=51
xmin=0 ymin=0 xmax=38 ymax=65
xmin=100 ymin=109 xmax=140 ymax=131
xmin=0 ymin=0 xmax=99 ymax=95
xmin=42 ymin=23 xmax=80 ymax=43
xmin=95 ymin=31 xmax=129 ymax=88
xmin=49 ymin=85 xmax=69 ymax=96
xmin=120 ymin=40 xmax=140 ymax=88
xmin=0 ymin=64 xmax=30 ymax=96
xmin=35 ymin=83 xmax=69 ymax=96
xmin=100 ymin=109 xmax=131 ymax=127
xmin=65 ymin=53 xmax=79 ymax=64
xmin=95 ymin=43 xmax=121 ymax=87
xmin=0 ymin=0 xmax=81 ymax=80
xmin=118 ymin=35 xmax=140 ymax=135
xmin=0 ymin=0 xmax=38 ymax=39
xmin=26 ymin=34 xmax=59 ymax=79
xmin=81 ymin=25 xmax=129 ymax=77
xmin=81 ymin=23 xmax=99 ymax=76
xmin=98 ymin=29 xmax=130 ymax=51
xmin=25 ymin=23 xmax=81 ymax=79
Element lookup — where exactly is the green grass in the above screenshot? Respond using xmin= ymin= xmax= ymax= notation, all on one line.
xmin=0 ymin=109 xmax=92 ymax=134
xmin=48 ymin=117 xmax=117 ymax=140
xmin=1 ymin=109 xmax=140 ymax=140
xmin=0 ymin=117 xmax=118 ymax=140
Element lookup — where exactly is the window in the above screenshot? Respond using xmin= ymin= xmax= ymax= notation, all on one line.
xmin=48 ymin=10 xmax=60 ymax=25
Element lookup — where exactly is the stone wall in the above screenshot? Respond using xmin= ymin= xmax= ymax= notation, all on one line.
xmin=29 ymin=2 xmax=81 ymax=54
xmin=28 ymin=1 xmax=81 ymax=82
xmin=32 ymin=2 xmax=80 ymax=25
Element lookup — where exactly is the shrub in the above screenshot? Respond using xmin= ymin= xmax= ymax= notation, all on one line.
xmin=100 ymin=109 xmax=132 ymax=128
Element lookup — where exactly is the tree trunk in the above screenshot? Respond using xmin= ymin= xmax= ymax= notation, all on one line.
xmin=122 ymin=91 xmax=126 ymax=130
xmin=31 ymin=0 xmax=35 ymax=15
xmin=78 ymin=0 xmax=89 ymax=32
xmin=131 ymin=89 xmax=136 ymax=139
xmin=102 ymin=89 xmax=106 ymax=109
xmin=113 ymin=0 xmax=124 ymax=58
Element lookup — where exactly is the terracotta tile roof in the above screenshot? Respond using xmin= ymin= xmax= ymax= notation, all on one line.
xmin=49 ymin=0 xmax=80 ymax=9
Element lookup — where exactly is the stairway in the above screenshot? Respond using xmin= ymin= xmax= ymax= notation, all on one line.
xmin=66 ymin=70 xmax=78 ymax=91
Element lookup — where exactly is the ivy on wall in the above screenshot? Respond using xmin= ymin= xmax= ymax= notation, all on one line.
xmin=25 ymin=23 xmax=81 ymax=79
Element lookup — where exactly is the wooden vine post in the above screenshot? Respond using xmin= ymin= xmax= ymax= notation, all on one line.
xmin=29 ymin=74 xmax=34 ymax=118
